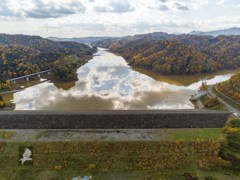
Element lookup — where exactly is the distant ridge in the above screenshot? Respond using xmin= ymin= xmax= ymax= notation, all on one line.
xmin=188 ymin=27 xmax=240 ymax=37
xmin=47 ymin=36 xmax=119 ymax=45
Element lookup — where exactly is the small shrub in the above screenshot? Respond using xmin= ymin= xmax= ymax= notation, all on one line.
xmin=54 ymin=165 xmax=62 ymax=171
xmin=211 ymin=104 xmax=222 ymax=110
xmin=88 ymin=164 xmax=95 ymax=170
xmin=228 ymin=118 xmax=240 ymax=128
xmin=205 ymin=97 xmax=220 ymax=107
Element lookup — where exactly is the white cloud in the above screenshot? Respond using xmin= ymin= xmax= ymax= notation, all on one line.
xmin=0 ymin=0 xmax=240 ymax=37
xmin=93 ymin=0 xmax=135 ymax=13
xmin=216 ymin=0 xmax=226 ymax=5
xmin=191 ymin=3 xmax=199 ymax=10
xmin=197 ymin=0 xmax=209 ymax=5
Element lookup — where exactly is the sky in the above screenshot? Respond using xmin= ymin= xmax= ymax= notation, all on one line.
xmin=0 ymin=0 xmax=240 ymax=38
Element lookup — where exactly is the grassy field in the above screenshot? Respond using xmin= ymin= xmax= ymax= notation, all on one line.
xmin=64 ymin=55 xmax=78 ymax=63
xmin=153 ymin=128 xmax=223 ymax=141
xmin=0 ymin=140 xmax=238 ymax=180
xmin=0 ymin=116 xmax=239 ymax=180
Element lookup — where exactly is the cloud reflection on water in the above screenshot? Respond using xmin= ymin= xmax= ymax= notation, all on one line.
xmin=9 ymin=49 xmax=238 ymax=110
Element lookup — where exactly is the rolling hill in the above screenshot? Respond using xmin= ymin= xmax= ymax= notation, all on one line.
xmin=47 ymin=36 xmax=119 ymax=45
xmin=188 ymin=27 xmax=240 ymax=37
xmin=92 ymin=32 xmax=240 ymax=75
xmin=216 ymin=72 xmax=240 ymax=104
xmin=0 ymin=34 xmax=97 ymax=81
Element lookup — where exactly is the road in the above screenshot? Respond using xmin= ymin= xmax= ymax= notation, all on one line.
xmin=208 ymin=85 xmax=240 ymax=118
xmin=0 ymin=89 xmax=24 ymax=95
xmin=72 ymin=55 xmax=79 ymax=63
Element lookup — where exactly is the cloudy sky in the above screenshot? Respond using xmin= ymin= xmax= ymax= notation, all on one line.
xmin=0 ymin=0 xmax=240 ymax=38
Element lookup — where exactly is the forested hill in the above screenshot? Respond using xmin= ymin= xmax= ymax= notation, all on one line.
xmin=91 ymin=32 xmax=177 ymax=48
xmin=0 ymin=34 xmax=97 ymax=79
xmin=47 ymin=36 xmax=118 ymax=45
xmin=216 ymin=72 xmax=240 ymax=104
xmin=92 ymin=32 xmax=240 ymax=75
xmin=189 ymin=27 xmax=240 ymax=37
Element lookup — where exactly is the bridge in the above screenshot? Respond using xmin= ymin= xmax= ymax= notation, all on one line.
xmin=9 ymin=69 xmax=52 ymax=84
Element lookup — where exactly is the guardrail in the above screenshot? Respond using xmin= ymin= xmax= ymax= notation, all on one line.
xmin=215 ymin=86 xmax=240 ymax=106
xmin=234 ymin=81 xmax=240 ymax=86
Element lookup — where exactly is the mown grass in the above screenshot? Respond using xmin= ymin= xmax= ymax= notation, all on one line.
xmin=64 ymin=55 xmax=78 ymax=63
xmin=153 ymin=128 xmax=223 ymax=141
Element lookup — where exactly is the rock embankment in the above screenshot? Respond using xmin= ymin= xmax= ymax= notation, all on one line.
xmin=0 ymin=110 xmax=231 ymax=129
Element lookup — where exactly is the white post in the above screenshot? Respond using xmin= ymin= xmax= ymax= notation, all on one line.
xmin=38 ymin=74 xmax=40 ymax=78
xmin=26 ymin=77 xmax=29 ymax=81
xmin=14 ymin=81 xmax=16 ymax=84
xmin=48 ymin=72 xmax=51 ymax=75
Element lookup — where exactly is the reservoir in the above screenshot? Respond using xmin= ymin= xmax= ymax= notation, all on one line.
xmin=3 ymin=48 xmax=240 ymax=110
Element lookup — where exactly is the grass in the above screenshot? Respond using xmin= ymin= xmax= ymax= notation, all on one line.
xmin=153 ymin=128 xmax=223 ymax=141
xmin=0 ymin=141 xmax=238 ymax=180
xmin=0 ymin=131 xmax=16 ymax=139
xmin=200 ymin=94 xmax=228 ymax=111
xmin=200 ymin=94 xmax=210 ymax=103
xmin=0 ymin=84 xmax=17 ymax=93
xmin=64 ymin=55 xmax=78 ymax=63
xmin=212 ymin=86 xmax=240 ymax=111
xmin=0 ymin=169 xmax=234 ymax=180
xmin=0 ymin=115 xmax=239 ymax=180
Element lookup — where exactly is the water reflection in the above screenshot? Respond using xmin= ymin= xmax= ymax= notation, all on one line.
xmin=4 ymin=48 xmax=239 ymax=110
xmin=53 ymin=81 xmax=76 ymax=91
xmin=132 ymin=66 xmax=240 ymax=87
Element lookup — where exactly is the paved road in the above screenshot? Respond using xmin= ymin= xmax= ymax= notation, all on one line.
xmin=0 ymin=89 xmax=23 ymax=95
xmin=208 ymin=85 xmax=240 ymax=118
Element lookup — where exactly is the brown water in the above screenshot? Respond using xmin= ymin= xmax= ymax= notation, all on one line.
xmin=3 ymin=48 xmax=240 ymax=110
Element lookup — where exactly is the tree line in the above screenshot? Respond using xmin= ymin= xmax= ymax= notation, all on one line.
xmin=216 ymin=72 xmax=240 ymax=104
xmin=92 ymin=32 xmax=240 ymax=75
xmin=0 ymin=34 xmax=97 ymax=86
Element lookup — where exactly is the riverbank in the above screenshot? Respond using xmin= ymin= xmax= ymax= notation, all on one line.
xmin=0 ymin=103 xmax=15 ymax=111
xmin=49 ymin=53 xmax=98 ymax=83
xmin=107 ymin=49 xmax=240 ymax=77
xmin=0 ymin=84 xmax=20 ymax=94
xmin=2 ymin=49 xmax=238 ymax=111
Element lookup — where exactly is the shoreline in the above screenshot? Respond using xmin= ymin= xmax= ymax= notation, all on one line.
xmin=130 ymin=64 xmax=240 ymax=77
xmin=0 ymin=103 xmax=15 ymax=111
xmin=107 ymin=49 xmax=240 ymax=77
xmin=50 ymin=49 xmax=98 ymax=83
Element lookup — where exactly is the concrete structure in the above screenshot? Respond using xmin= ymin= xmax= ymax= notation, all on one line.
xmin=0 ymin=110 xmax=231 ymax=129
xmin=9 ymin=69 xmax=52 ymax=83
xmin=190 ymin=90 xmax=207 ymax=101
